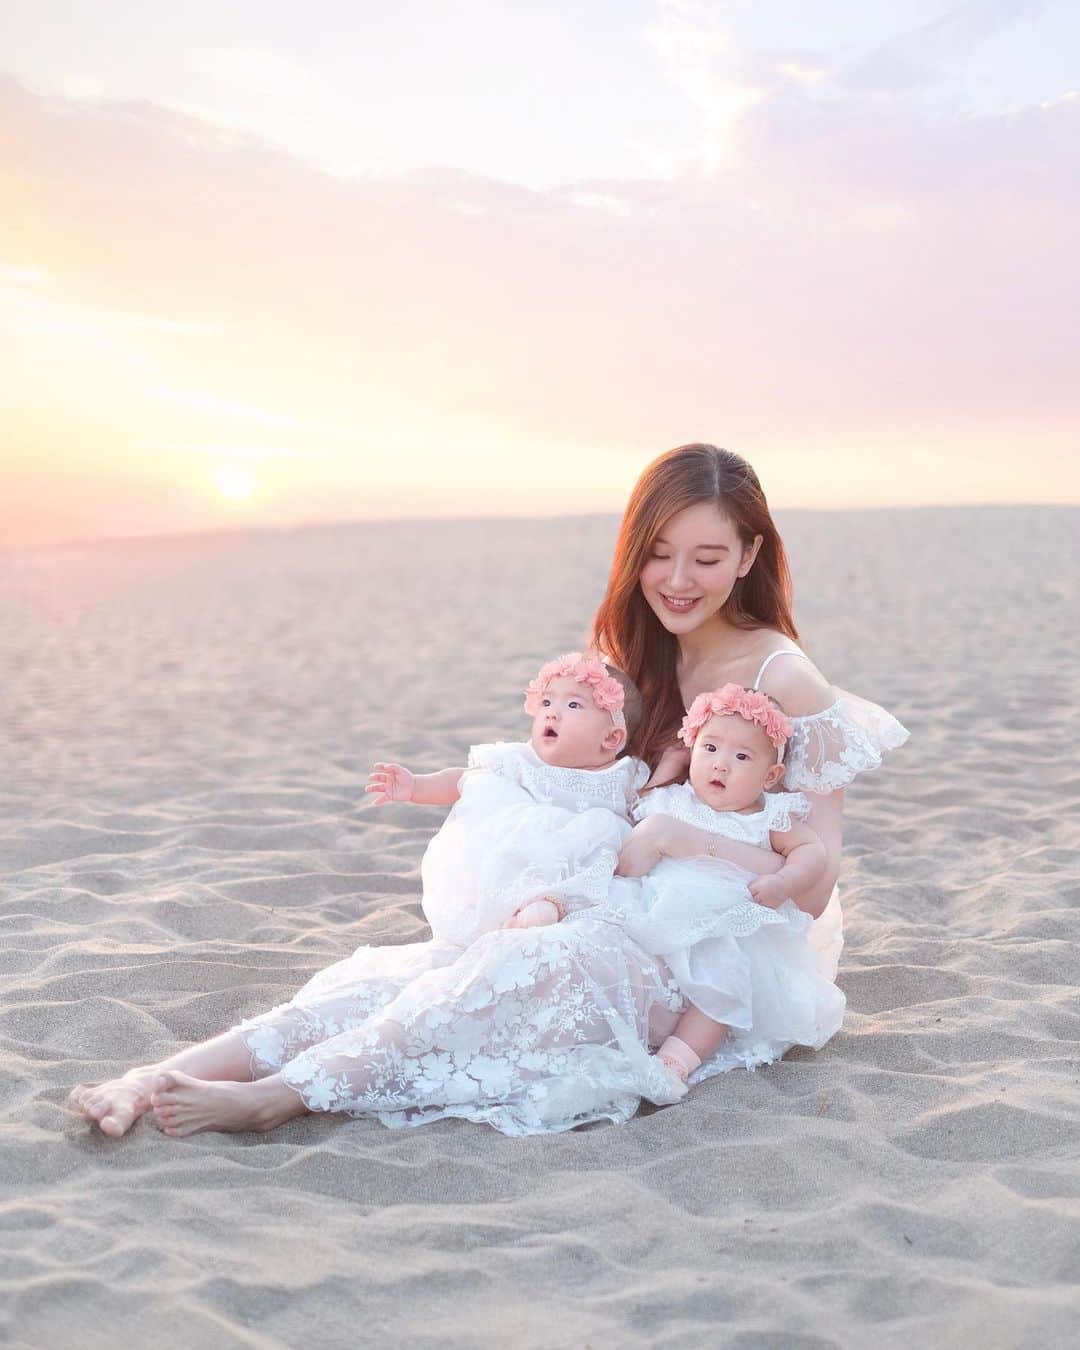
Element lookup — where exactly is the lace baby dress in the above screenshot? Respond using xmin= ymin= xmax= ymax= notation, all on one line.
xmin=421 ymin=741 xmax=647 ymax=946
xmin=232 ymin=662 xmax=907 ymax=1135
xmin=617 ymin=783 xmax=847 ymax=1074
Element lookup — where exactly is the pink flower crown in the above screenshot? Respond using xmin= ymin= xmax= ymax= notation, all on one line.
xmin=524 ymin=652 xmax=626 ymax=730
xmin=679 ymin=683 xmax=793 ymax=762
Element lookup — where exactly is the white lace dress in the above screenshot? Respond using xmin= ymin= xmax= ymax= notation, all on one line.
xmin=233 ymin=687 xmax=908 ymax=1136
xmin=421 ymin=742 xmax=647 ymax=947
xmin=614 ymin=784 xmax=846 ymax=1074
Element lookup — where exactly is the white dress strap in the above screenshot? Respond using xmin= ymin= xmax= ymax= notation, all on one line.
xmin=752 ymin=648 xmax=812 ymax=691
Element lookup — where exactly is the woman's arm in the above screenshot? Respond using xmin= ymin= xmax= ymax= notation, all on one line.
xmin=616 ymin=814 xmax=783 ymax=878
xmin=800 ymin=789 xmax=843 ymax=912
xmin=757 ymin=656 xmax=845 ymax=912
xmin=643 ymin=744 xmax=691 ymax=790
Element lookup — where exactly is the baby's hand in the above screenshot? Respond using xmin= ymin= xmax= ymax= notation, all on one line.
xmin=748 ymin=874 xmax=790 ymax=909
xmin=503 ymin=897 xmax=564 ymax=929
xmin=364 ymin=761 xmax=415 ymax=805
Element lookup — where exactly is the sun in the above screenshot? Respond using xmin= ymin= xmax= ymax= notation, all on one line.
xmin=212 ymin=465 xmax=257 ymax=501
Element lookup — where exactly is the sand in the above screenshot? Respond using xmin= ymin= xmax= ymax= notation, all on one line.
xmin=1 ymin=505 xmax=1078 ymax=1349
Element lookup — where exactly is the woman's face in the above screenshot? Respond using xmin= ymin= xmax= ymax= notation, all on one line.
xmin=639 ymin=501 xmax=761 ymax=636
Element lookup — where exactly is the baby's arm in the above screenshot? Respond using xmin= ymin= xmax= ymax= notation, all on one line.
xmin=364 ymin=762 xmax=466 ymax=806
xmin=617 ymin=814 xmax=783 ymax=878
xmin=747 ymin=822 xmax=828 ymax=914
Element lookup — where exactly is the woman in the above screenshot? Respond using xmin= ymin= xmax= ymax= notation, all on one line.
xmin=594 ymin=443 xmax=905 ymax=973
xmin=69 ymin=445 xmax=905 ymax=1139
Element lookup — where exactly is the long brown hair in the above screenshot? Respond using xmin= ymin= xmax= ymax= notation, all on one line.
xmin=591 ymin=444 xmax=798 ymax=769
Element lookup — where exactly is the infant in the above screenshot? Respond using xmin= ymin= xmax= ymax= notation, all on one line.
xmin=612 ymin=684 xmax=841 ymax=1090
xmin=365 ymin=653 xmax=649 ymax=947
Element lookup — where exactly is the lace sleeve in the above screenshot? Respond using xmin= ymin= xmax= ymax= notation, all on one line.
xmin=465 ymin=741 xmax=520 ymax=775
xmin=632 ymin=783 xmax=680 ymax=825
xmin=761 ymin=791 xmax=812 ymax=834
xmin=625 ymin=757 xmax=653 ymax=818
xmin=783 ymin=691 xmax=909 ymax=793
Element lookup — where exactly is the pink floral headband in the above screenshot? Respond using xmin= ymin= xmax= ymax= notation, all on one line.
xmin=524 ymin=652 xmax=626 ymax=730
xmin=679 ymin=683 xmax=793 ymax=763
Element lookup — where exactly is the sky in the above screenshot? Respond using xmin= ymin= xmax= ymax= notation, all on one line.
xmin=2 ymin=0 xmax=1078 ymax=546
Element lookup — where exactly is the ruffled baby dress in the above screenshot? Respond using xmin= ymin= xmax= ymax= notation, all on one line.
xmin=233 ymin=655 xmax=908 ymax=1136
xmin=612 ymin=784 xmax=845 ymax=1074
xmin=421 ymin=741 xmax=648 ymax=946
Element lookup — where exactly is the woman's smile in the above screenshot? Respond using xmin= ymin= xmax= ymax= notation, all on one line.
xmin=659 ymin=593 xmax=702 ymax=613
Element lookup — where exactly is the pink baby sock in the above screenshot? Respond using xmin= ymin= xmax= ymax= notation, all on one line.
xmin=657 ymin=1035 xmax=702 ymax=1084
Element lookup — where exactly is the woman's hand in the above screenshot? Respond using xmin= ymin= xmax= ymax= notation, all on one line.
xmin=748 ymin=874 xmax=791 ymax=909
xmin=645 ymin=744 xmax=691 ymax=789
xmin=364 ymin=761 xmax=415 ymax=805
xmin=616 ymin=817 xmax=668 ymax=877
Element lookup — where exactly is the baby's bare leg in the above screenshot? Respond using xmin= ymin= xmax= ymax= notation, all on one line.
xmin=69 ymin=1031 xmax=255 ymax=1138
xmin=657 ymin=1006 xmax=729 ymax=1083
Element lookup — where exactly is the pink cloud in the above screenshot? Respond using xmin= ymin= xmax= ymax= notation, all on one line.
xmin=1 ymin=62 xmax=1077 ymax=541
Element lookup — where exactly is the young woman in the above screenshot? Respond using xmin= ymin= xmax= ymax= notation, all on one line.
xmin=594 ymin=442 xmax=908 ymax=980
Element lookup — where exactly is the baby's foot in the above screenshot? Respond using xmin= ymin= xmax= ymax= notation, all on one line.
xmin=149 ymin=1071 xmax=302 ymax=1136
xmin=68 ymin=1067 xmax=158 ymax=1137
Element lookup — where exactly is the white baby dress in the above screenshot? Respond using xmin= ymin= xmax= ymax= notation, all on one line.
xmin=234 ymin=672 xmax=908 ymax=1136
xmin=612 ymin=783 xmax=846 ymax=1073
xmin=421 ymin=741 xmax=647 ymax=947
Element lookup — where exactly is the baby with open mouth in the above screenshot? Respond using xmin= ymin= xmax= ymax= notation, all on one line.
xmin=365 ymin=652 xmax=650 ymax=941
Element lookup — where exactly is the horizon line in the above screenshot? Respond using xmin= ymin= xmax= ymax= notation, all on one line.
xmin=4 ymin=499 xmax=1079 ymax=557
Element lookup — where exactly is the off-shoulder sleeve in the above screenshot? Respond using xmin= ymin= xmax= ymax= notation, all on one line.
xmin=761 ymin=790 xmax=812 ymax=834
xmin=783 ymin=690 xmax=909 ymax=794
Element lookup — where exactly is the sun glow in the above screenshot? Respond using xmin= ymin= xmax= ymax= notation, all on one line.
xmin=212 ymin=465 xmax=257 ymax=500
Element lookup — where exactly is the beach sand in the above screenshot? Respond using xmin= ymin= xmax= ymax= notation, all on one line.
xmin=1 ymin=506 xmax=1078 ymax=1348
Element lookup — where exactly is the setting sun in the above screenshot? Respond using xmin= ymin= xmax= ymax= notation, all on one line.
xmin=212 ymin=465 xmax=256 ymax=501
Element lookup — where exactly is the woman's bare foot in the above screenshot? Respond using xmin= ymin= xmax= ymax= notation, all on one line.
xmin=68 ymin=1067 xmax=159 ymax=1137
xmin=149 ymin=1070 xmax=308 ymax=1137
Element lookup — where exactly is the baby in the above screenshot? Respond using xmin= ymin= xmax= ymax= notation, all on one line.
xmin=365 ymin=653 xmax=649 ymax=946
xmin=612 ymin=683 xmax=843 ymax=1092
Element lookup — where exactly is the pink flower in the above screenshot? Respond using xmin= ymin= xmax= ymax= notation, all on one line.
xmin=679 ymin=683 xmax=792 ymax=750
xmin=523 ymin=652 xmax=626 ymax=725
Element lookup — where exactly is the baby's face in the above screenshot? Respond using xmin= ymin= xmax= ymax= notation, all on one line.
xmin=688 ymin=714 xmax=784 ymax=812
xmin=529 ymin=676 xmax=624 ymax=769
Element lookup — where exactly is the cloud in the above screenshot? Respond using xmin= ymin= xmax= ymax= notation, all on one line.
xmin=1 ymin=50 xmax=1077 ymax=538
xmin=844 ymin=0 xmax=1050 ymax=93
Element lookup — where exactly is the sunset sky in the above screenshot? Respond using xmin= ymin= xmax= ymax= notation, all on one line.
xmin=2 ymin=0 xmax=1078 ymax=546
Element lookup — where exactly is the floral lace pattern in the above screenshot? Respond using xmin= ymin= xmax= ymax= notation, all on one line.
xmin=490 ymin=848 xmax=620 ymax=919
xmin=466 ymin=742 xmax=648 ymax=820
xmin=783 ymin=693 xmax=910 ymax=794
xmin=634 ymin=782 xmax=810 ymax=844
xmin=236 ymin=917 xmax=688 ymax=1135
